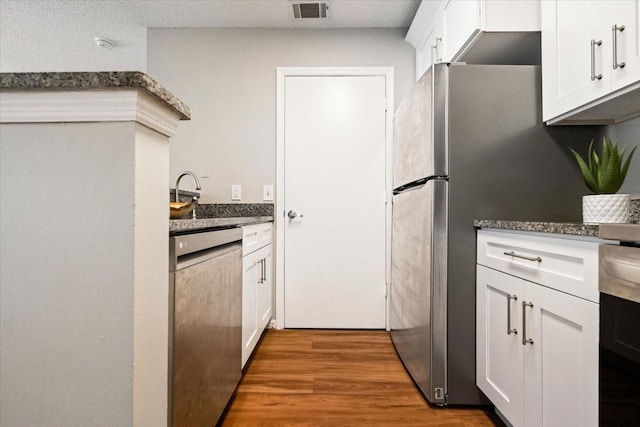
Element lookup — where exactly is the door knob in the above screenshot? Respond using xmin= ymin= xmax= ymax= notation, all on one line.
xmin=287 ymin=210 xmax=304 ymax=219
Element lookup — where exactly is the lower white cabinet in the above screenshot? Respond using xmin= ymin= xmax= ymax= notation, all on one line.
xmin=476 ymin=230 xmax=599 ymax=427
xmin=242 ymin=223 xmax=273 ymax=368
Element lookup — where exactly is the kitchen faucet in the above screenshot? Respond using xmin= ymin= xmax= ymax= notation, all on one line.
xmin=175 ymin=171 xmax=202 ymax=219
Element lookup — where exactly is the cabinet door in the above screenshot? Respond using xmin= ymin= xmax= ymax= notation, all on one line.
xmin=242 ymin=250 xmax=260 ymax=368
xmin=476 ymin=265 xmax=524 ymax=427
xmin=442 ymin=0 xmax=479 ymax=61
xmin=415 ymin=6 xmax=444 ymax=80
xmin=257 ymin=244 xmax=273 ymax=332
xmin=541 ymin=0 xmax=611 ymax=121
xmin=523 ymin=282 xmax=599 ymax=427
xmin=609 ymin=0 xmax=640 ymax=90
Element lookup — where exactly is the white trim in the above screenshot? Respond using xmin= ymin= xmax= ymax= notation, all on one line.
xmin=275 ymin=66 xmax=394 ymax=330
xmin=545 ymin=81 xmax=640 ymax=125
xmin=0 ymin=89 xmax=181 ymax=137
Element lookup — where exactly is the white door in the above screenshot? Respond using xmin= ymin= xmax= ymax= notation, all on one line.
xmin=282 ymin=74 xmax=387 ymax=329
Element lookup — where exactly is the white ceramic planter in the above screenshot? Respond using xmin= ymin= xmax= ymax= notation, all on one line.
xmin=582 ymin=194 xmax=630 ymax=224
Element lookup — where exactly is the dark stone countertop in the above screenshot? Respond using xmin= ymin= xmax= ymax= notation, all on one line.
xmin=473 ymin=220 xmax=600 ymax=237
xmin=170 ymin=216 xmax=273 ymax=235
xmin=0 ymin=71 xmax=190 ymax=120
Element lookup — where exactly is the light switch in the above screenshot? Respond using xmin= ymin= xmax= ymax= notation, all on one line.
xmin=231 ymin=185 xmax=241 ymax=200
xmin=263 ymin=185 xmax=274 ymax=201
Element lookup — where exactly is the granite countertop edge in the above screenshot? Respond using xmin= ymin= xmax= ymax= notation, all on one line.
xmin=0 ymin=71 xmax=190 ymax=120
xmin=473 ymin=219 xmax=600 ymax=237
xmin=170 ymin=216 xmax=273 ymax=234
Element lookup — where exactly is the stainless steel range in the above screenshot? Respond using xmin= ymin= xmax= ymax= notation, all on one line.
xmin=598 ymin=224 xmax=640 ymax=426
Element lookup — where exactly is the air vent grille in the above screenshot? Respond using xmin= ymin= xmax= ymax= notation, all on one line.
xmin=292 ymin=2 xmax=329 ymax=19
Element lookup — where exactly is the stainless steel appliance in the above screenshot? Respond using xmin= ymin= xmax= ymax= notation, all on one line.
xmin=390 ymin=63 xmax=599 ymax=405
xmin=169 ymin=228 xmax=243 ymax=426
xmin=598 ymin=224 xmax=640 ymax=426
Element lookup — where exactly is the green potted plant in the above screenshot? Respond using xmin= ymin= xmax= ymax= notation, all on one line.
xmin=570 ymin=137 xmax=637 ymax=224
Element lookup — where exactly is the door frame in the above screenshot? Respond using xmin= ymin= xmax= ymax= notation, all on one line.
xmin=275 ymin=67 xmax=394 ymax=330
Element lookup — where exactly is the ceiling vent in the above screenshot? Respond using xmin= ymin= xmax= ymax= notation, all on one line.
xmin=292 ymin=2 xmax=329 ymax=19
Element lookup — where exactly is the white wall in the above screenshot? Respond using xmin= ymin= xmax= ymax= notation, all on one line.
xmin=148 ymin=28 xmax=415 ymax=203
xmin=0 ymin=119 xmax=171 ymax=426
xmin=0 ymin=1 xmax=147 ymax=72
xmin=0 ymin=122 xmax=136 ymax=426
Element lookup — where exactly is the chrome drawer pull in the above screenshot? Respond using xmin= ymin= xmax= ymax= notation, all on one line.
xmin=507 ymin=294 xmax=518 ymax=335
xmin=522 ymin=301 xmax=534 ymax=345
xmin=262 ymin=257 xmax=267 ymax=283
xmin=591 ymin=39 xmax=603 ymax=81
xmin=503 ymin=251 xmax=542 ymax=262
xmin=612 ymin=24 xmax=626 ymax=69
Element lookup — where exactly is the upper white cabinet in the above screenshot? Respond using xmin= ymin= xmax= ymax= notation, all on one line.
xmin=407 ymin=0 xmax=541 ymax=80
xmin=409 ymin=1 xmax=444 ymax=79
xmin=542 ymin=0 xmax=640 ymax=124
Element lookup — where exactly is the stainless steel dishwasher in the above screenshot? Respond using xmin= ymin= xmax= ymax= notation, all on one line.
xmin=169 ymin=227 xmax=243 ymax=427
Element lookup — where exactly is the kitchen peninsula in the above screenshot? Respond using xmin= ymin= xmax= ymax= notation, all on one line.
xmin=0 ymin=72 xmax=189 ymax=426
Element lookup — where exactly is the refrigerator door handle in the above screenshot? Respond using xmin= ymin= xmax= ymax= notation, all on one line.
xmin=393 ymin=176 xmax=448 ymax=195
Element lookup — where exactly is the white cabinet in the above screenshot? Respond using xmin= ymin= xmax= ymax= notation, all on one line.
xmin=415 ymin=7 xmax=444 ymax=80
xmin=476 ymin=265 xmax=524 ymax=426
xmin=242 ymin=222 xmax=273 ymax=368
xmin=256 ymin=244 xmax=273 ymax=333
xmin=441 ymin=0 xmax=479 ymax=62
xmin=407 ymin=0 xmax=540 ymax=80
xmin=542 ymin=0 xmax=640 ymax=123
xmin=476 ymin=230 xmax=600 ymax=427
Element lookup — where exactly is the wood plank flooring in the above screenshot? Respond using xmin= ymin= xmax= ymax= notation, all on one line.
xmin=221 ymin=330 xmax=502 ymax=426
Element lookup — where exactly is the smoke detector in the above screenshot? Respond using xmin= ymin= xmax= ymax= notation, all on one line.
xmin=94 ymin=37 xmax=116 ymax=49
xmin=292 ymin=2 xmax=329 ymax=19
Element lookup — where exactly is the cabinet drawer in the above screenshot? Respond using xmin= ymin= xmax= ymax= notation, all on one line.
xmin=243 ymin=222 xmax=272 ymax=255
xmin=477 ymin=230 xmax=600 ymax=303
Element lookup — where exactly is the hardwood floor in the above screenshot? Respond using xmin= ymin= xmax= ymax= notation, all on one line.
xmin=221 ymin=330 xmax=502 ymax=426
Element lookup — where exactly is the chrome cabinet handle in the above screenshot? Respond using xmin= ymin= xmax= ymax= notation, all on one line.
xmin=612 ymin=24 xmax=626 ymax=69
xmin=591 ymin=39 xmax=603 ymax=81
xmin=522 ymin=301 xmax=534 ymax=345
xmin=503 ymin=251 xmax=542 ymax=262
xmin=435 ymin=37 xmax=443 ymax=62
xmin=507 ymin=294 xmax=518 ymax=335
xmin=262 ymin=258 xmax=267 ymax=283
xmin=258 ymin=259 xmax=264 ymax=284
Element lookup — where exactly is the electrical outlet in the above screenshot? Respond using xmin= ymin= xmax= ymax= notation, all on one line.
xmin=263 ymin=185 xmax=274 ymax=201
xmin=231 ymin=185 xmax=241 ymax=200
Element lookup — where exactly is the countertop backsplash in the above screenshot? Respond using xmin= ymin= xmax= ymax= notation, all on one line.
xmin=196 ymin=203 xmax=274 ymax=218
xmin=170 ymin=188 xmax=200 ymax=203
xmin=474 ymin=198 xmax=639 ymax=236
xmin=630 ymin=198 xmax=639 ymax=224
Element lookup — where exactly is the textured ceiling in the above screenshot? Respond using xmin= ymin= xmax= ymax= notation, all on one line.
xmin=0 ymin=1 xmax=421 ymax=30
xmin=0 ymin=0 xmax=420 ymax=72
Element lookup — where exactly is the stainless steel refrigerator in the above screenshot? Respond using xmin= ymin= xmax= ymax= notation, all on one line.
xmin=390 ymin=63 xmax=600 ymax=405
